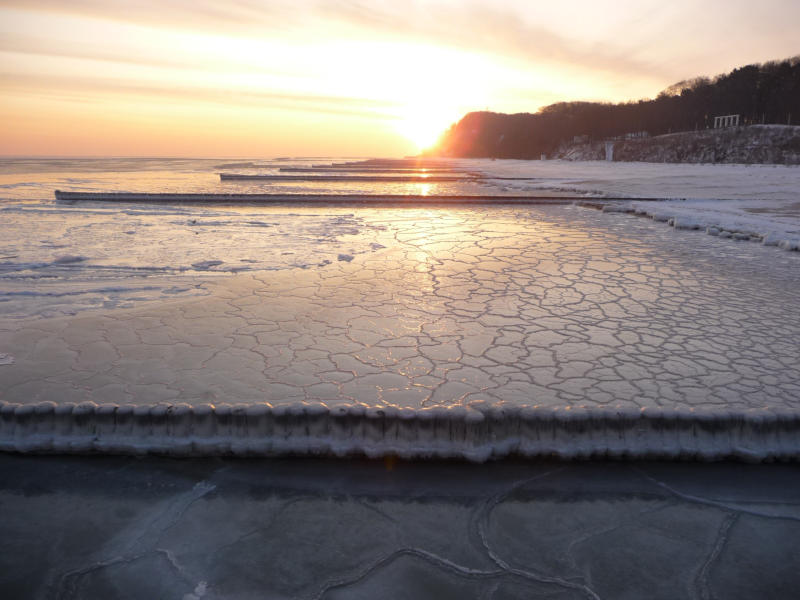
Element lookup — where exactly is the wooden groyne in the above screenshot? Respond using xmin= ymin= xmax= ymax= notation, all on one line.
xmin=218 ymin=174 xmax=477 ymax=182
xmin=278 ymin=167 xmax=467 ymax=173
xmin=54 ymin=191 xmax=670 ymax=205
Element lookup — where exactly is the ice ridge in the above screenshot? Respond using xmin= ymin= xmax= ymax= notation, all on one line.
xmin=1 ymin=401 xmax=797 ymax=463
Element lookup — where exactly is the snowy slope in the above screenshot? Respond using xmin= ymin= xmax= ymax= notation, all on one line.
xmin=556 ymin=125 xmax=800 ymax=165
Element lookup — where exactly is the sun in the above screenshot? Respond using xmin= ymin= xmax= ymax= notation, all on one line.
xmin=397 ymin=106 xmax=451 ymax=152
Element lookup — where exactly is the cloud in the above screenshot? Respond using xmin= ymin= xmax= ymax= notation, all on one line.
xmin=1 ymin=0 xmax=299 ymax=33
xmin=2 ymin=0 xmax=673 ymax=82
xmin=0 ymin=32 xmax=204 ymax=71
xmin=0 ymin=70 xmax=400 ymax=119
xmin=0 ymin=30 xmax=302 ymax=79
xmin=5 ymin=0 xmax=799 ymax=110
xmin=317 ymin=1 xmax=679 ymax=82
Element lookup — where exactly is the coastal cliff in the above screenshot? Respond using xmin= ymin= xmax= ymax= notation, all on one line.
xmin=556 ymin=125 xmax=800 ymax=165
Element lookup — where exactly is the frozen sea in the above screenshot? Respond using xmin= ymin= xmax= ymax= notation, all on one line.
xmin=0 ymin=157 xmax=496 ymax=318
xmin=0 ymin=157 xmax=799 ymax=461
xmin=2 ymin=156 xmax=800 ymax=599
xmin=2 ymin=157 xmax=798 ymax=320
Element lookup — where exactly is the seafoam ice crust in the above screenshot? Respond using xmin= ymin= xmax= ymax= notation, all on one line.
xmin=579 ymin=201 xmax=800 ymax=251
xmin=1 ymin=400 xmax=798 ymax=462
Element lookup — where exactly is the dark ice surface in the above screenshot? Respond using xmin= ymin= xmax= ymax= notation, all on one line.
xmin=1 ymin=454 xmax=798 ymax=600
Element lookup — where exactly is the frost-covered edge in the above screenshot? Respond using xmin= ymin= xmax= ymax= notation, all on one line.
xmin=579 ymin=201 xmax=800 ymax=251
xmin=1 ymin=401 xmax=798 ymax=463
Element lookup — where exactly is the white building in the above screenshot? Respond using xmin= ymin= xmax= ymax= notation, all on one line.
xmin=713 ymin=114 xmax=740 ymax=128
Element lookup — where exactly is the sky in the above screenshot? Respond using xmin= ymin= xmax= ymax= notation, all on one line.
xmin=1 ymin=0 xmax=798 ymax=157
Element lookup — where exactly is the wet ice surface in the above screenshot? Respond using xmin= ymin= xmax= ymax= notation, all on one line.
xmin=2 ymin=204 xmax=798 ymax=414
xmin=1 ymin=454 xmax=799 ymax=600
xmin=0 ymin=202 xmax=396 ymax=318
xmin=7 ymin=157 xmax=797 ymax=320
xmin=0 ymin=157 xmax=532 ymax=319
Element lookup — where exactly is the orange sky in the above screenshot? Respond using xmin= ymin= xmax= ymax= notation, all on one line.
xmin=1 ymin=0 xmax=798 ymax=157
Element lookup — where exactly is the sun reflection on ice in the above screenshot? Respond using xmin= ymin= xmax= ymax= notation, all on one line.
xmin=413 ymin=183 xmax=433 ymax=196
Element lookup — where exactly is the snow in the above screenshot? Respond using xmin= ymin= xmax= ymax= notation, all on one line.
xmin=467 ymin=159 xmax=800 ymax=251
xmin=554 ymin=125 xmax=800 ymax=165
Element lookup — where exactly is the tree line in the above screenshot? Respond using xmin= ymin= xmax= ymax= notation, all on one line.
xmin=435 ymin=55 xmax=800 ymax=158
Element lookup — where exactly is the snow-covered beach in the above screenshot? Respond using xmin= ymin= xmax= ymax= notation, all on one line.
xmin=477 ymin=159 xmax=800 ymax=251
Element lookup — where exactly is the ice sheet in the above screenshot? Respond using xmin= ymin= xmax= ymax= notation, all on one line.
xmin=1 ymin=158 xmax=799 ymax=461
xmin=2 ymin=202 xmax=799 ymax=460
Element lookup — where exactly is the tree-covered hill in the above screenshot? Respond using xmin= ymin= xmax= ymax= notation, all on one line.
xmin=435 ymin=56 xmax=800 ymax=160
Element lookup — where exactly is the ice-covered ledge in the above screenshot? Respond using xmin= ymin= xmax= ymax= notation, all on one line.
xmin=52 ymin=190 xmax=666 ymax=204
xmin=2 ymin=400 xmax=798 ymax=462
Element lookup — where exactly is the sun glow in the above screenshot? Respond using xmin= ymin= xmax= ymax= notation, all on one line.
xmin=399 ymin=114 xmax=447 ymax=151
xmin=396 ymin=104 xmax=455 ymax=152
xmin=10 ymin=1 xmax=787 ymax=157
xmin=0 ymin=6 xmax=505 ymax=156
